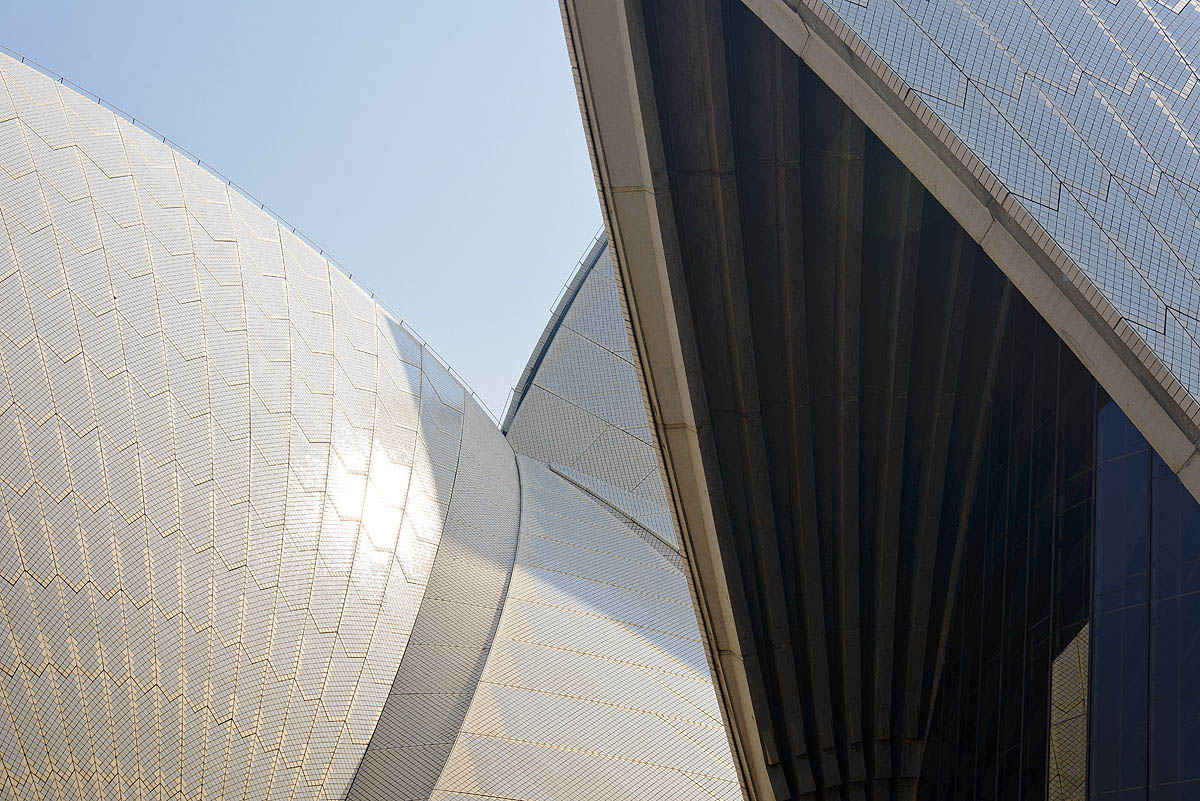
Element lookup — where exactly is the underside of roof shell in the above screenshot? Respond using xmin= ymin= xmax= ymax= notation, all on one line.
xmin=564 ymin=0 xmax=1200 ymax=502
xmin=557 ymin=0 xmax=1200 ymax=797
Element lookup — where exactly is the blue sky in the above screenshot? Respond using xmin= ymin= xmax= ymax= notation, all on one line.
xmin=0 ymin=1 xmax=601 ymax=418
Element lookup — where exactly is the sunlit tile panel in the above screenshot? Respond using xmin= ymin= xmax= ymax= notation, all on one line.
xmin=424 ymin=233 xmax=745 ymax=801
xmin=431 ymin=456 xmax=741 ymax=801
xmin=503 ymin=239 xmax=676 ymax=546
xmin=0 ymin=52 xmax=471 ymax=801
xmin=346 ymin=400 xmax=519 ymax=801
xmin=792 ymin=0 xmax=1200 ymax=402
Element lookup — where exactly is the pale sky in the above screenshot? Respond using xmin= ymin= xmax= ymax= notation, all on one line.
xmin=0 ymin=0 xmax=602 ymax=418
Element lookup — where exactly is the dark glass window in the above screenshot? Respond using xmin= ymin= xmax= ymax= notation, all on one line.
xmin=1149 ymin=455 xmax=1200 ymax=801
xmin=918 ymin=291 xmax=1199 ymax=801
xmin=919 ymin=303 xmax=1098 ymax=800
xmin=1090 ymin=401 xmax=1149 ymax=801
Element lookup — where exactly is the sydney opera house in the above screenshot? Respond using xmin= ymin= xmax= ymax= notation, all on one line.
xmin=0 ymin=0 xmax=1197 ymax=798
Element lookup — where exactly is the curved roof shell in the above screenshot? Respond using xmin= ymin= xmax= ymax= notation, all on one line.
xmin=0 ymin=49 xmax=740 ymax=801
xmin=0 ymin=51 xmax=499 ymax=801
xmin=816 ymin=0 xmax=1200 ymax=396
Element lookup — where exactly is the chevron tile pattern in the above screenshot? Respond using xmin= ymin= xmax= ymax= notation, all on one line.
xmin=430 ymin=456 xmax=741 ymax=801
xmin=504 ymin=242 xmax=676 ymax=547
xmin=797 ymin=0 xmax=1200 ymax=399
xmin=0 ymin=52 xmax=475 ymax=801
xmin=0 ymin=43 xmax=743 ymax=801
xmin=434 ymin=242 xmax=741 ymax=800
xmin=345 ymin=401 xmax=520 ymax=801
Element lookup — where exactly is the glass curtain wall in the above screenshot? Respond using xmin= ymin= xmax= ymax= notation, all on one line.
xmin=916 ymin=293 xmax=1200 ymax=800
xmin=1091 ymin=405 xmax=1200 ymax=801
